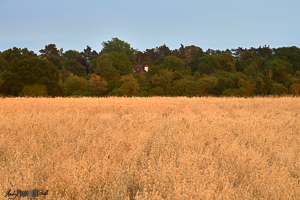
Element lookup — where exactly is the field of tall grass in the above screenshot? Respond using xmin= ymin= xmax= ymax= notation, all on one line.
xmin=0 ymin=97 xmax=300 ymax=199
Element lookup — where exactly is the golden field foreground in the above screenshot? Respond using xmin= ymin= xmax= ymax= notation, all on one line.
xmin=0 ymin=97 xmax=300 ymax=199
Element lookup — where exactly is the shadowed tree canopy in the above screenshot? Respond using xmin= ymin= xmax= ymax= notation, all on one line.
xmin=101 ymin=38 xmax=137 ymax=63
xmin=94 ymin=56 xmax=120 ymax=81
xmin=63 ymin=50 xmax=82 ymax=61
xmin=105 ymin=51 xmax=133 ymax=76
xmin=39 ymin=44 xmax=60 ymax=58
xmin=94 ymin=51 xmax=132 ymax=81
xmin=218 ymin=53 xmax=236 ymax=73
xmin=160 ymin=55 xmax=185 ymax=72
xmin=81 ymin=45 xmax=99 ymax=62
xmin=64 ymin=59 xmax=86 ymax=77
xmin=198 ymin=54 xmax=221 ymax=75
xmin=275 ymin=46 xmax=300 ymax=73
xmin=0 ymin=48 xmax=61 ymax=96
xmin=264 ymin=58 xmax=293 ymax=83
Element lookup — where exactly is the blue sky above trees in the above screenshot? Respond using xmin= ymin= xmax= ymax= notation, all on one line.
xmin=1 ymin=0 xmax=299 ymax=54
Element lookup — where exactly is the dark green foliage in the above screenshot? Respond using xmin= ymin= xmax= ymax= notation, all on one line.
xmin=94 ymin=57 xmax=120 ymax=81
xmin=136 ymin=90 xmax=149 ymax=97
xmin=262 ymin=76 xmax=273 ymax=94
xmin=241 ymin=50 xmax=254 ymax=61
xmin=215 ymin=74 xmax=235 ymax=94
xmin=147 ymin=65 xmax=163 ymax=78
xmin=264 ymin=59 xmax=293 ymax=83
xmin=95 ymin=52 xmax=132 ymax=79
xmin=198 ymin=55 xmax=221 ymax=75
xmin=60 ymin=67 xmax=71 ymax=82
xmin=293 ymin=71 xmax=300 ymax=79
xmin=63 ymin=75 xmax=88 ymax=96
xmin=218 ymin=53 xmax=236 ymax=73
xmin=167 ymin=79 xmax=206 ymax=97
xmin=64 ymin=59 xmax=86 ymax=77
xmin=81 ymin=45 xmax=99 ymax=62
xmin=106 ymin=51 xmax=133 ymax=75
xmin=47 ymin=55 xmax=63 ymax=70
xmin=1 ymin=44 xmax=300 ymax=97
xmin=21 ymin=83 xmax=48 ymax=97
xmin=89 ymin=75 xmax=108 ymax=96
xmin=0 ymin=48 xmax=61 ymax=96
xmin=275 ymin=46 xmax=300 ymax=73
xmin=107 ymin=78 xmax=122 ymax=93
xmin=270 ymin=84 xmax=289 ymax=96
xmin=102 ymin=38 xmax=137 ymax=63
xmin=160 ymin=55 xmax=185 ymax=72
xmin=256 ymin=45 xmax=273 ymax=60
xmin=244 ymin=66 xmax=256 ymax=77
xmin=39 ymin=44 xmax=60 ymax=57
xmin=120 ymin=74 xmax=140 ymax=96
xmin=0 ymin=55 xmax=7 ymax=71
xmin=235 ymin=59 xmax=247 ymax=72
xmin=149 ymin=87 xmax=165 ymax=96
xmin=108 ymin=88 xmax=128 ymax=97
xmin=193 ymin=71 xmax=201 ymax=81
xmin=63 ymin=50 xmax=82 ymax=61
xmin=290 ymin=83 xmax=300 ymax=95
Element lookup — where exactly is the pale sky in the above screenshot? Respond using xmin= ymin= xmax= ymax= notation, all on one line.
xmin=0 ymin=0 xmax=299 ymax=54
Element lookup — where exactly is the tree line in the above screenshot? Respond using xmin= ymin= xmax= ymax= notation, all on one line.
xmin=1 ymin=38 xmax=300 ymax=97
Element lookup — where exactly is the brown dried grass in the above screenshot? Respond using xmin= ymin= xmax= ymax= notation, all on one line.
xmin=0 ymin=96 xmax=299 ymax=199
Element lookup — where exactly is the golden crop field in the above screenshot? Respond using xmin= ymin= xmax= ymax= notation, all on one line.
xmin=0 ymin=97 xmax=300 ymax=199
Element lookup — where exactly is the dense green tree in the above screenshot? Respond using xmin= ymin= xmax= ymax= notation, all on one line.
xmin=149 ymin=87 xmax=165 ymax=96
xmin=215 ymin=73 xmax=234 ymax=94
xmin=106 ymin=51 xmax=133 ymax=75
xmin=186 ymin=47 xmax=206 ymax=74
xmin=294 ymin=71 xmax=300 ymax=79
xmin=275 ymin=46 xmax=300 ymax=73
xmin=107 ymin=77 xmax=122 ymax=93
xmin=264 ymin=59 xmax=293 ymax=83
xmin=102 ymin=38 xmax=137 ymax=63
xmin=160 ymin=55 xmax=185 ymax=72
xmin=290 ymin=83 xmax=300 ymax=95
xmin=94 ymin=51 xmax=132 ymax=80
xmin=241 ymin=50 xmax=254 ymax=61
xmin=63 ymin=75 xmax=88 ymax=96
xmin=64 ymin=59 xmax=86 ymax=77
xmin=257 ymin=45 xmax=273 ymax=60
xmin=198 ymin=55 xmax=221 ymax=75
xmin=235 ymin=59 xmax=247 ymax=72
xmin=162 ymin=69 xmax=174 ymax=88
xmin=20 ymin=83 xmax=48 ymax=97
xmin=167 ymin=79 xmax=206 ymax=97
xmin=270 ymin=83 xmax=289 ymax=95
xmin=63 ymin=50 xmax=82 ymax=60
xmin=60 ymin=67 xmax=71 ymax=82
xmin=151 ymin=74 xmax=162 ymax=88
xmin=46 ymin=55 xmax=63 ymax=70
xmin=39 ymin=44 xmax=60 ymax=57
xmin=0 ymin=48 xmax=61 ymax=96
xmin=147 ymin=65 xmax=163 ymax=79
xmin=157 ymin=44 xmax=172 ymax=57
xmin=89 ymin=74 xmax=108 ymax=96
xmin=2 ymin=47 xmax=36 ymax=63
xmin=218 ymin=53 xmax=236 ymax=73
xmin=119 ymin=74 xmax=140 ymax=96
xmin=81 ymin=45 xmax=99 ymax=62
xmin=237 ymin=79 xmax=255 ymax=96
xmin=94 ymin=58 xmax=120 ymax=81
xmin=244 ymin=66 xmax=256 ymax=77
xmin=0 ymin=55 xmax=7 ymax=73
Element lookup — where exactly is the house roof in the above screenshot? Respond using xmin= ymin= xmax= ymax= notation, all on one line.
xmin=133 ymin=65 xmax=149 ymax=73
